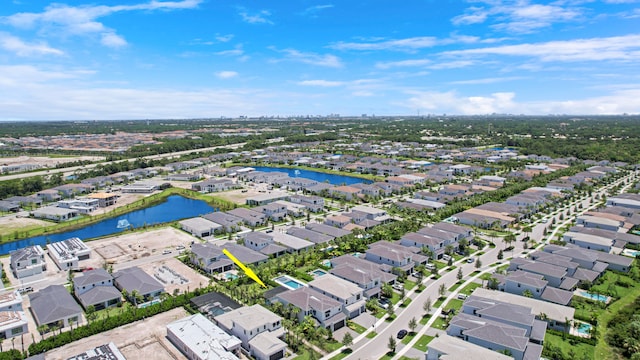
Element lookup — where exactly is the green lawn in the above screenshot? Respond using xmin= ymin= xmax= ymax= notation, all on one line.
xmin=401 ymin=332 xmax=417 ymax=345
xmin=329 ymin=349 xmax=351 ymax=360
xmin=404 ymin=279 xmax=417 ymax=290
xmin=419 ymin=314 xmax=431 ymax=325
xmin=448 ymin=281 xmax=463 ymax=292
xmin=544 ymin=332 xmax=594 ymax=360
xmin=459 ymin=282 xmax=482 ymax=295
xmin=433 ymin=298 xmax=444 ymax=308
xmin=434 ymin=261 xmax=448 ymax=269
xmin=447 ymin=299 xmax=464 ymax=312
xmin=413 ymin=335 xmax=435 ymax=352
xmin=430 ymin=315 xmax=448 ymax=330
xmin=347 ymin=321 xmax=368 ymax=334
xmin=293 ymin=348 xmax=322 ymax=360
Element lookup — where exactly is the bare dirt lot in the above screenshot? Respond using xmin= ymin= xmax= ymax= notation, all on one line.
xmin=90 ymin=227 xmax=196 ymax=266
xmin=44 ymin=307 xmax=189 ymax=360
xmin=0 ymin=216 xmax=50 ymax=236
xmin=138 ymin=257 xmax=210 ymax=295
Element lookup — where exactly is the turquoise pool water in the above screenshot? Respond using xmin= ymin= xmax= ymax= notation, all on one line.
xmin=311 ymin=269 xmax=328 ymax=277
xmin=225 ymin=273 xmax=238 ymax=280
xmin=579 ymin=291 xmax=609 ymax=302
xmin=274 ymin=275 xmax=306 ymax=290
xmin=577 ymin=322 xmax=592 ymax=335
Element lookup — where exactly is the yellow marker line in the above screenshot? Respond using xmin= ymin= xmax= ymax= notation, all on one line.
xmin=222 ymin=248 xmax=267 ymax=288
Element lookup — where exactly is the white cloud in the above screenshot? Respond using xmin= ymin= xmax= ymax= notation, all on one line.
xmin=297 ymin=80 xmax=344 ymax=87
xmin=376 ymin=59 xmax=431 ymax=69
xmin=215 ymin=71 xmax=238 ymax=79
xmin=452 ymin=0 xmax=583 ymax=33
xmin=239 ymin=9 xmax=273 ymax=24
xmin=402 ymin=89 xmax=640 ymax=115
xmin=0 ymin=32 xmax=64 ymax=56
xmin=275 ymin=48 xmax=343 ymax=68
xmin=101 ymin=32 xmax=127 ymax=48
xmin=216 ymin=34 xmax=234 ymax=42
xmin=330 ymin=36 xmax=438 ymax=51
xmin=449 ymin=76 xmax=525 ymax=85
xmin=1 ymin=0 xmax=202 ymax=47
xmin=442 ymin=34 xmax=640 ymax=62
xmin=301 ymin=4 xmax=334 ymax=16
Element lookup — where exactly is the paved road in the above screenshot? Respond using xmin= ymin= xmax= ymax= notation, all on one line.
xmin=325 ymin=169 xmax=637 ymax=360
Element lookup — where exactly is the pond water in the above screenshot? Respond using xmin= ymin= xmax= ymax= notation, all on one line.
xmin=0 ymin=195 xmax=215 ymax=255
xmin=252 ymin=166 xmax=372 ymax=185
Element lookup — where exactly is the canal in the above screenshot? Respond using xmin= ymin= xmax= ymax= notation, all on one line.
xmin=252 ymin=166 xmax=372 ymax=185
xmin=0 ymin=195 xmax=215 ymax=255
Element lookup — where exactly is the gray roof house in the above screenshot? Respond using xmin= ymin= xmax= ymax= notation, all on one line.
xmin=304 ymin=223 xmax=351 ymax=238
xmin=447 ymin=295 xmax=547 ymax=360
xmin=275 ymin=287 xmax=346 ymax=332
xmin=10 ymin=245 xmax=47 ymax=279
xmin=112 ymin=266 xmax=164 ymax=304
xmin=286 ymin=227 xmax=333 ymax=244
xmin=190 ymin=242 xmax=234 ymax=274
xmin=73 ymin=269 xmax=121 ymax=310
xmin=427 ymin=334 xmax=512 ymax=360
xmin=214 ymin=304 xmax=286 ymax=360
xmin=30 ymin=285 xmax=83 ymax=328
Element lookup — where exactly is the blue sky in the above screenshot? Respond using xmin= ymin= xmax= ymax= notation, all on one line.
xmin=0 ymin=0 xmax=639 ymax=120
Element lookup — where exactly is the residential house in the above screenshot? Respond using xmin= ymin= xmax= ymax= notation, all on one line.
xmin=190 ymin=243 xmax=233 ymax=274
xmin=286 ymin=227 xmax=332 ymax=245
xmin=365 ymin=241 xmax=428 ymax=274
xmin=0 ymin=291 xmax=29 ymax=339
xmin=308 ymin=274 xmax=366 ymax=319
xmin=426 ymin=334 xmax=512 ymax=360
xmin=275 ymin=287 xmax=346 ymax=331
xmin=179 ymin=217 xmax=222 ymax=238
xmin=30 ymin=285 xmax=83 ymax=329
xmin=227 ymin=208 xmax=266 ymax=228
xmin=214 ymin=305 xmax=286 ymax=360
xmin=10 ymin=245 xmax=47 ymax=278
xmin=47 ymin=237 xmax=91 ymax=271
xmin=112 ymin=266 xmax=164 ymax=305
xmin=167 ymin=313 xmax=241 ymax=360
xmin=202 ymin=212 xmax=244 ymax=233
xmin=73 ymin=269 xmax=121 ymax=310
xmin=192 ymin=178 xmax=237 ymax=193
xmin=330 ymin=185 xmax=362 ymax=201
xmin=31 ymin=207 xmax=78 ymax=222
xmin=242 ymin=232 xmax=287 ymax=258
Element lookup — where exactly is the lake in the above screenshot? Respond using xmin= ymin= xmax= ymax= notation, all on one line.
xmin=252 ymin=166 xmax=372 ymax=185
xmin=0 ymin=195 xmax=215 ymax=255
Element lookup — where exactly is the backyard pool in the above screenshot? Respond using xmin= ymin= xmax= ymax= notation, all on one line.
xmin=623 ymin=249 xmax=640 ymax=258
xmin=576 ymin=322 xmax=593 ymax=336
xmin=274 ymin=275 xmax=307 ymax=290
xmin=579 ymin=291 xmax=610 ymax=303
xmin=310 ymin=269 xmax=328 ymax=277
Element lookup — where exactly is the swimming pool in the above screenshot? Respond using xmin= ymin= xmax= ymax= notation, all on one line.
xmin=321 ymin=260 xmax=332 ymax=268
xmin=225 ymin=272 xmax=238 ymax=280
xmin=310 ymin=269 xmax=328 ymax=277
xmin=576 ymin=322 xmax=592 ymax=335
xmin=579 ymin=291 xmax=609 ymax=302
xmin=274 ymin=275 xmax=307 ymax=290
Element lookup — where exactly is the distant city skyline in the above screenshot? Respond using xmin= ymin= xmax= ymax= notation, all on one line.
xmin=1 ymin=0 xmax=639 ymax=120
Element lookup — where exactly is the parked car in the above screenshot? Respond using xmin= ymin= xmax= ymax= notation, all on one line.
xmin=392 ymin=283 xmax=404 ymax=291
xmin=397 ymin=329 xmax=408 ymax=339
xmin=457 ymin=294 xmax=468 ymax=300
xmin=466 ymin=257 xmax=474 ymax=263
xmin=162 ymin=249 xmax=172 ymax=255
xmin=17 ymin=286 xmax=33 ymax=294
